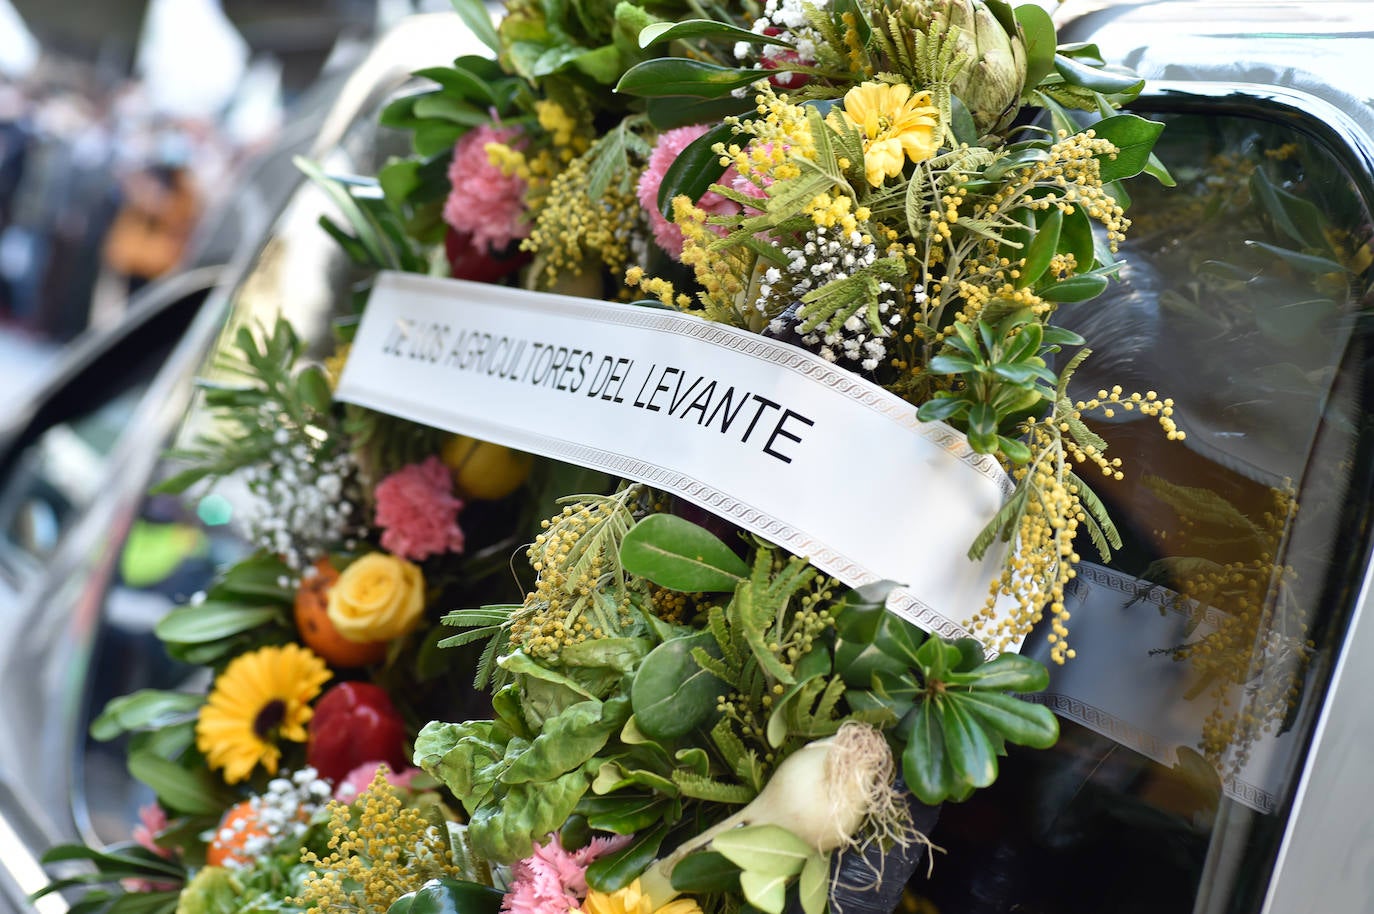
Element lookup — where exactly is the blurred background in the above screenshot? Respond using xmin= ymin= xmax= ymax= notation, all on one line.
xmin=0 ymin=0 xmax=453 ymax=407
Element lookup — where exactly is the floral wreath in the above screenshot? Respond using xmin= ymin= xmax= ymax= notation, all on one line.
xmin=39 ymin=1 xmax=1180 ymax=913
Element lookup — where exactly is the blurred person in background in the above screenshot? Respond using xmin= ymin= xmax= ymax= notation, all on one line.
xmin=101 ymin=127 xmax=201 ymax=298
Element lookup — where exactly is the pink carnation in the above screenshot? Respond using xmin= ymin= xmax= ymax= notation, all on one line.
xmin=502 ymin=834 xmax=633 ymax=914
xmin=334 ymin=760 xmax=423 ymax=802
xmin=373 ymin=456 xmax=465 ymax=561
xmin=444 ymin=123 xmax=529 ymax=255
xmin=637 ymin=124 xmax=742 ymax=260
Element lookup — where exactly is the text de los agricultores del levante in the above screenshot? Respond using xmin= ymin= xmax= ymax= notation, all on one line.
xmin=381 ymin=318 xmax=816 ymax=465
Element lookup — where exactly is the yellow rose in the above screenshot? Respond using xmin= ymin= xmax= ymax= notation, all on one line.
xmin=326 ymin=553 xmax=425 ymax=642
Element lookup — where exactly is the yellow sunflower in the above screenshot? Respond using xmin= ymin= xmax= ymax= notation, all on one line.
xmin=833 ymin=82 xmax=940 ymax=187
xmin=195 ymin=643 xmax=332 ymax=784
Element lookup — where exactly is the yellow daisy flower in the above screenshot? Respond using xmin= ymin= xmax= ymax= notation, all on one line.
xmin=195 ymin=644 xmax=332 ymax=784
xmin=834 ymin=82 xmax=940 ymax=186
xmin=582 ymin=881 xmax=702 ymax=914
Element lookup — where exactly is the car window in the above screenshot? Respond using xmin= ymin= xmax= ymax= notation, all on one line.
xmin=907 ymin=104 xmax=1374 ymax=913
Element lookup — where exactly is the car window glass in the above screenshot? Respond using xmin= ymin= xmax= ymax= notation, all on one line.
xmin=909 ymin=107 xmax=1374 ymax=913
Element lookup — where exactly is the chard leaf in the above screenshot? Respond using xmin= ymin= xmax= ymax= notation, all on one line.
xmin=469 ymin=770 xmax=590 ymax=864
xmin=501 ymin=696 xmax=628 ymax=783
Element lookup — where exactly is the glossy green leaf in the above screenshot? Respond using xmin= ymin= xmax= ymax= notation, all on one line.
xmin=578 ymin=791 xmax=670 ymax=833
xmin=207 ymin=553 xmax=295 ymax=603
xmin=916 ymin=396 xmax=967 ymax=423
xmin=713 ymin=825 xmax=811 ymax=876
xmin=739 ymin=871 xmax=790 ymax=914
xmin=657 ymin=121 xmax=735 ymax=216
xmin=638 ymin=19 xmax=795 ymax=49
xmin=915 ymin=636 xmax=963 ymax=682
xmin=91 ymin=691 xmax=202 ymax=741
xmin=941 ymin=697 xmax=998 ymax=790
xmin=154 ymin=603 xmax=280 ymax=644
xmin=798 ymin=850 xmax=829 ymax=914
xmin=948 ymin=95 xmax=978 ymax=146
xmin=413 ymin=66 xmax=498 ymax=105
xmin=1052 ymin=54 xmax=1145 ymax=97
xmin=1040 ymin=273 xmax=1109 ymax=303
xmin=902 ymin=702 xmax=948 ymax=805
xmin=1058 ymin=203 xmax=1096 ymax=273
xmin=950 ymin=652 xmax=1050 ymax=691
xmin=632 ymin=632 xmax=727 ymax=740
xmin=620 ymin=513 xmax=748 ymax=592
xmin=413 ymin=93 xmax=489 ymax=126
xmin=1016 ymin=3 xmax=1058 ymax=93
xmin=1091 ymin=114 xmax=1164 ymax=183
xmin=616 ymin=59 xmax=776 ymax=98
xmin=448 ymin=0 xmax=501 ymax=52
xmin=1018 ymin=206 xmax=1061 ymax=288
xmin=127 ymin=751 xmax=234 ymax=816
xmin=585 ymin=822 xmax=670 ymax=891
xmin=954 ymin=690 xmax=1058 ymax=748
xmin=647 ymin=95 xmax=754 ymax=130
xmin=871 ymin=611 xmax=926 ymax=668
xmin=388 ymin=879 xmax=504 ymax=914
xmin=670 ymin=851 xmax=742 ymax=893
xmin=1244 ymin=241 xmax=1345 ymax=275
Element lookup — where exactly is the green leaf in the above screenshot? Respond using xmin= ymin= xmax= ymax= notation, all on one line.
xmin=1019 ymin=206 xmax=1061 ymax=288
xmin=940 ymin=696 xmax=998 ymax=790
xmin=91 ymin=691 xmax=202 ymax=741
xmin=952 ymin=652 xmax=1050 ymax=691
xmin=616 ymin=59 xmax=776 ymax=98
xmin=127 ymin=751 xmax=234 ymax=816
xmin=579 ymin=790 xmax=669 ymax=833
xmin=902 ymin=702 xmax=948 ymax=804
xmin=1091 ymin=114 xmax=1165 ymax=183
xmin=647 ymin=95 xmax=754 ymax=130
xmin=638 ymin=19 xmax=795 ymax=49
xmin=1244 ymin=241 xmax=1345 ymax=275
xmin=207 ymin=553 xmax=295 ymax=604
xmin=585 ymin=822 xmax=670 ymax=890
xmin=954 ymin=690 xmax=1058 ymax=748
xmin=413 ymin=66 xmax=498 ymax=105
xmin=916 ymin=396 xmax=967 ymax=423
xmin=1058 ymin=203 xmax=1096 ymax=273
xmin=620 ymin=513 xmax=749 ymax=591
xmin=154 ymin=603 xmax=280 ymax=644
xmin=1040 ymin=272 xmax=1109 ymax=303
xmin=1016 ymin=4 xmax=1058 ymax=93
xmin=632 ymin=633 xmax=727 ymax=740
xmin=1052 ymin=54 xmax=1145 ymax=97
xmin=713 ymin=825 xmax=811 ymax=876
xmin=740 ymin=871 xmax=791 ymax=914
xmin=657 ymin=121 xmax=735 ymax=216
xmin=798 ymin=851 xmax=829 ymax=914
xmin=948 ymin=95 xmax=978 ymax=147
xmin=671 ymin=852 xmax=742 ymax=893
xmin=469 ymin=770 xmax=591 ymax=864
xmin=448 ymin=0 xmax=501 ymax=53
xmin=502 ymin=698 xmax=627 ymax=783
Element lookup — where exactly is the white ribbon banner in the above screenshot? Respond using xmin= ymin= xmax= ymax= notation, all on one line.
xmin=336 ymin=272 xmax=1018 ymax=644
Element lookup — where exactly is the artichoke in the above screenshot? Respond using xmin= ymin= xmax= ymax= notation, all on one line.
xmin=892 ymin=0 xmax=1029 ymax=136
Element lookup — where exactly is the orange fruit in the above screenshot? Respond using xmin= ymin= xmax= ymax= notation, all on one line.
xmin=206 ymin=800 xmax=268 ymax=868
xmin=441 ymin=434 xmax=533 ymax=500
xmin=294 ymin=559 xmax=387 ymax=668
